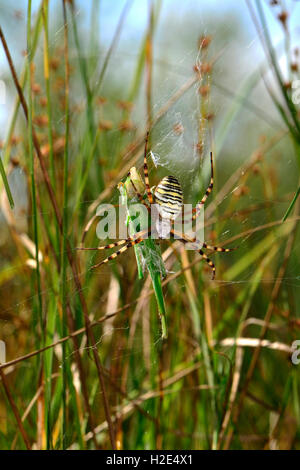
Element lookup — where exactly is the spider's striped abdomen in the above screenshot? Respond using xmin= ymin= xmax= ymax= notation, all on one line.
xmin=154 ymin=175 xmax=183 ymax=219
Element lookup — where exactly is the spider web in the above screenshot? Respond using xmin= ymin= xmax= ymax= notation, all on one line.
xmin=0 ymin=2 xmax=298 ymax=346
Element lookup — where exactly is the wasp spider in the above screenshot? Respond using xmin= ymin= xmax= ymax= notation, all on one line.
xmin=79 ymin=132 xmax=235 ymax=279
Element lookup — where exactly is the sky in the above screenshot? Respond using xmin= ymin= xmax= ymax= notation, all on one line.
xmin=0 ymin=0 xmax=299 ymax=134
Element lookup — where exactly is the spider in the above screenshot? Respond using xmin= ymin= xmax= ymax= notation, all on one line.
xmin=78 ymin=132 xmax=235 ymax=279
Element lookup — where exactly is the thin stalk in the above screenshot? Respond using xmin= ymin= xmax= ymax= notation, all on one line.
xmin=2 ymin=1 xmax=43 ymax=167
xmin=42 ymin=0 xmax=55 ymax=189
xmin=27 ymin=0 xmax=43 ymax=342
xmin=63 ymin=3 xmax=115 ymax=449
xmin=89 ymin=0 xmax=101 ymax=67
xmin=0 ymin=368 xmax=31 ymax=449
xmin=253 ymin=0 xmax=300 ymax=138
xmin=94 ymin=0 xmax=133 ymax=96
xmin=188 ymin=289 xmax=218 ymax=449
xmin=75 ymin=122 xmax=101 ymax=211
xmin=42 ymin=0 xmax=60 ymax=259
xmin=0 ymin=22 xmax=130 ymax=451
xmin=61 ymin=0 xmax=70 ymax=449
xmin=282 ymin=182 xmax=300 ymax=221
xmin=146 ymin=0 xmax=154 ymax=129
xmin=0 ymin=155 xmax=14 ymax=208
xmin=69 ymin=4 xmax=104 ymax=192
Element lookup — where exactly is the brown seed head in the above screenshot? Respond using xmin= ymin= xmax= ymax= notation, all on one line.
xmin=204 ymin=112 xmax=214 ymax=121
xmin=117 ymin=100 xmax=134 ymax=111
xmin=33 ymin=115 xmax=49 ymax=127
xmin=98 ymin=120 xmax=113 ymax=131
xmin=200 ymin=62 xmax=212 ymax=74
xmin=252 ymin=164 xmax=261 ymax=175
xmin=49 ymin=57 xmax=60 ymax=71
xmin=198 ymin=84 xmax=210 ymax=96
xmin=193 ymin=64 xmax=201 ymax=74
xmin=31 ymin=83 xmax=41 ymax=94
xmin=173 ymin=122 xmax=184 ymax=135
xmin=278 ymin=11 xmax=288 ymax=29
xmin=195 ymin=141 xmax=203 ymax=156
xmin=198 ymin=35 xmax=212 ymax=50
xmin=118 ymin=120 xmax=135 ymax=132
xmin=291 ymin=63 xmax=298 ymax=72
xmin=97 ymin=96 xmax=107 ymax=106
xmin=39 ymin=96 xmax=48 ymax=107
xmin=10 ymin=135 xmax=21 ymax=146
xmin=10 ymin=157 xmax=20 ymax=167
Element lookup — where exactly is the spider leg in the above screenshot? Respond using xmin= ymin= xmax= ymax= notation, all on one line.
xmin=169 ymin=229 xmax=216 ymax=278
xmin=78 ymin=226 xmax=151 ymax=251
xmin=170 ymin=229 xmax=236 ymax=252
xmin=170 ymin=229 xmax=235 ymax=280
xmin=198 ymin=248 xmax=216 ymax=280
xmin=143 ymin=131 xmax=154 ymax=204
xmin=91 ymin=236 xmax=146 ymax=270
xmin=202 ymin=242 xmax=237 ymax=253
xmin=76 ymin=238 xmax=129 ymax=251
xmin=198 ymin=242 xmax=237 ymax=280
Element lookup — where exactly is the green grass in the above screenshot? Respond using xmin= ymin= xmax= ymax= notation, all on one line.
xmin=0 ymin=0 xmax=299 ymax=450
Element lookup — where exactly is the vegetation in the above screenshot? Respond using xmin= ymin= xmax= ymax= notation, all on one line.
xmin=0 ymin=0 xmax=299 ymax=450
